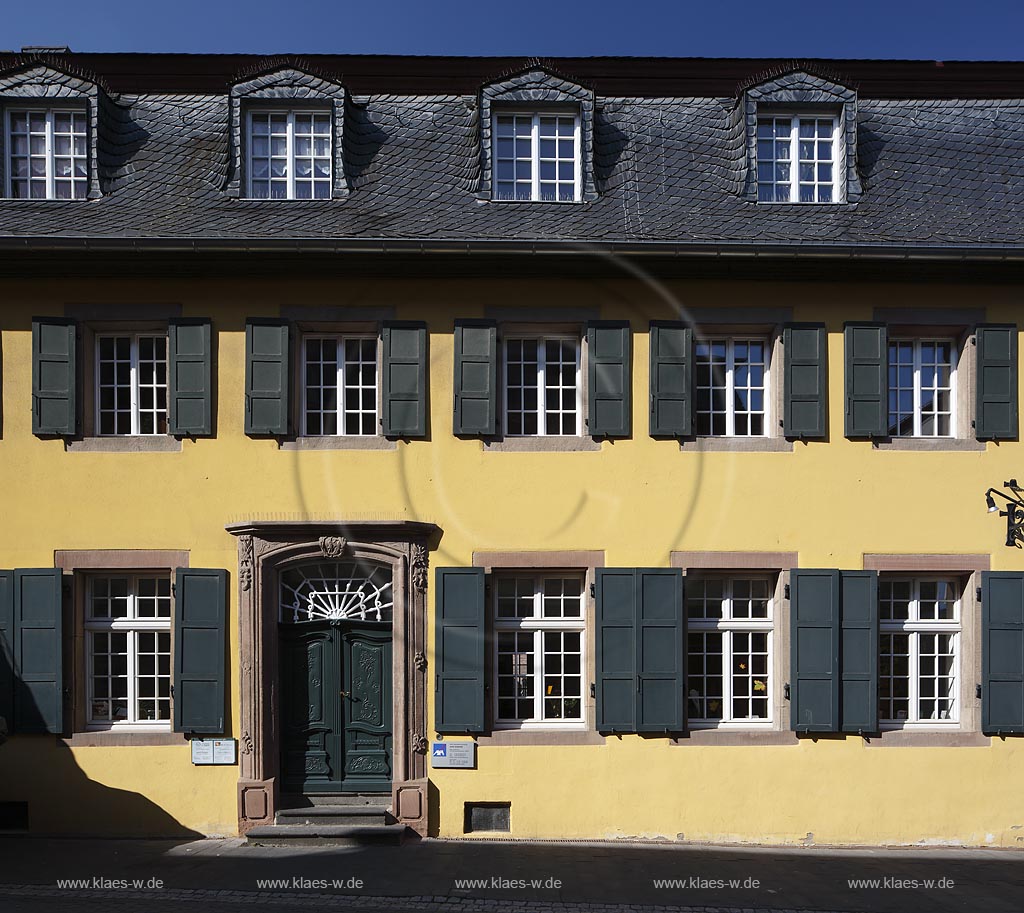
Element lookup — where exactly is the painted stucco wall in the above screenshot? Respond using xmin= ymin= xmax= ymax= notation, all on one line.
xmin=1 ymin=274 xmax=1022 ymax=844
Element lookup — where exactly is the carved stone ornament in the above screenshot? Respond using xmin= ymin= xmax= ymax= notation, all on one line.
xmin=411 ymin=733 xmax=428 ymax=754
xmin=239 ymin=535 xmax=254 ymax=591
xmin=318 ymin=536 xmax=348 ymax=559
xmin=414 ymin=651 xmax=427 ymax=673
xmin=241 ymin=731 xmax=254 ymax=756
xmin=412 ymin=544 xmax=429 ymax=593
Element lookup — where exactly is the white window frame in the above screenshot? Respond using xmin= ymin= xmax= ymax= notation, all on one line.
xmin=756 ymin=112 xmax=843 ymax=204
xmin=687 ymin=575 xmax=775 ymax=729
xmin=4 ymin=106 xmax=89 ymax=200
xmin=491 ymin=110 xmax=582 ymax=202
xmin=694 ymin=336 xmax=771 ymax=437
xmin=887 ymin=337 xmax=958 ymax=438
xmin=502 ymin=334 xmax=583 ymax=437
xmin=879 ymin=577 xmax=961 ymax=728
xmin=95 ymin=333 xmax=169 ymax=437
xmin=492 ymin=573 xmax=587 ymax=730
xmin=245 ymin=108 xmax=332 ymax=200
xmin=84 ymin=574 xmax=173 ymax=731
xmin=300 ymin=333 xmax=380 ymax=437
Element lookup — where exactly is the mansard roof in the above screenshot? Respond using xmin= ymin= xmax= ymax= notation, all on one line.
xmin=0 ymin=53 xmax=1023 ymax=255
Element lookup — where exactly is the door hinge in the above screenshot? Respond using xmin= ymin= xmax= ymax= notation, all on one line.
xmin=976 ymin=683 xmax=982 ymax=700
xmin=784 ymin=683 xmax=791 ymax=701
xmin=784 ymin=583 xmax=791 ymax=600
xmin=977 ymin=587 xmax=982 ymax=603
xmin=590 ymin=682 xmax=596 ymax=699
xmin=589 ymin=582 xmax=595 ymax=598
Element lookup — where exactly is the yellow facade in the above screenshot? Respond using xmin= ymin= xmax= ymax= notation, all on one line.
xmin=1 ymin=275 xmax=1022 ymax=845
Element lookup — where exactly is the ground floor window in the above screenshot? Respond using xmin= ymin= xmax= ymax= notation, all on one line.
xmin=686 ymin=575 xmax=774 ymax=725
xmin=879 ymin=577 xmax=960 ymax=725
xmin=493 ymin=573 xmax=585 ymax=725
xmin=85 ymin=575 xmax=172 ymax=727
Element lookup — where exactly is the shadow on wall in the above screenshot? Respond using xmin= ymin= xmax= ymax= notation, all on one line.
xmin=0 ymin=644 xmax=201 ymax=838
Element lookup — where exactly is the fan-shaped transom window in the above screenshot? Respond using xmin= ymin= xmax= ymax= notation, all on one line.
xmin=280 ymin=561 xmax=393 ymax=624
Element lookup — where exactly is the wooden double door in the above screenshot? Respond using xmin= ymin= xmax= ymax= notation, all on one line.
xmin=280 ymin=621 xmax=393 ymax=794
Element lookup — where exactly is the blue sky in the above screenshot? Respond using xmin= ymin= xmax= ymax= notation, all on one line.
xmin=4 ymin=0 xmax=1024 ymax=59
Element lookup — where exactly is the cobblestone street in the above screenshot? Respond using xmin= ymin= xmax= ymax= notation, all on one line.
xmin=0 ymin=838 xmax=1021 ymax=913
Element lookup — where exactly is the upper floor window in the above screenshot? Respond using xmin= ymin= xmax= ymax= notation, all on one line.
xmin=503 ymin=335 xmax=581 ymax=436
xmin=302 ymin=334 xmax=378 ymax=436
xmin=494 ymin=573 xmax=585 ymax=726
xmin=247 ymin=110 xmax=331 ymax=200
xmin=756 ymin=115 xmax=839 ymax=203
xmin=879 ymin=577 xmax=960 ymax=726
xmin=686 ymin=575 xmax=774 ymax=726
xmin=96 ymin=334 xmax=168 ymax=436
xmin=888 ymin=338 xmax=956 ymax=438
xmin=695 ymin=337 xmax=770 ymax=436
xmin=86 ymin=574 xmax=172 ymax=729
xmin=493 ymin=112 xmax=580 ymax=202
xmin=6 ymin=108 xmax=88 ymax=199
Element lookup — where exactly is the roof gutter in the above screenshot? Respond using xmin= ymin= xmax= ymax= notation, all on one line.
xmin=0 ymin=237 xmax=1023 ymax=262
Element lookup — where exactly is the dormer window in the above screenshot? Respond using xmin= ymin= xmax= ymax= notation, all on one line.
xmin=246 ymin=110 xmax=332 ymax=200
xmin=741 ymin=69 xmax=860 ymax=205
xmin=756 ymin=114 xmax=840 ymax=203
xmin=227 ymin=66 xmax=347 ymax=201
xmin=493 ymin=111 xmax=580 ymax=202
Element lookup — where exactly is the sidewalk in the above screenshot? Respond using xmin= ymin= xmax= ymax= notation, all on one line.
xmin=0 ymin=836 xmax=1022 ymax=913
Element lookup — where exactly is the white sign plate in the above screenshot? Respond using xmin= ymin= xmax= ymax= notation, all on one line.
xmin=430 ymin=741 xmax=475 ymax=769
xmin=191 ymin=738 xmax=238 ymax=766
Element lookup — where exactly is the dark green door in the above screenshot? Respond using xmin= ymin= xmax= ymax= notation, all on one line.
xmin=280 ymin=622 xmax=393 ymax=794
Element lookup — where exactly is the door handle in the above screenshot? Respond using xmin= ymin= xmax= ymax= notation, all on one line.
xmin=340 ymin=690 xmax=351 ymax=699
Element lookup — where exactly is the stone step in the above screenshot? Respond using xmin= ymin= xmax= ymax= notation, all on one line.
xmin=279 ymin=793 xmax=391 ymax=808
xmin=246 ymin=823 xmax=407 ymax=847
xmin=275 ymin=805 xmax=394 ymax=827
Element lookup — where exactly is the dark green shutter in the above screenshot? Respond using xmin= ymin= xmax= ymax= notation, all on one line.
xmin=173 ymin=568 xmax=227 ymax=734
xmin=636 ymin=568 xmax=685 ymax=732
xmin=784 ymin=323 xmax=827 ymax=439
xmin=649 ymin=322 xmax=692 ymax=437
xmin=596 ymin=568 xmax=685 ymax=733
xmin=840 ymin=570 xmax=878 ymax=734
xmin=790 ymin=569 xmax=840 ymax=732
xmin=587 ymin=321 xmax=631 ymax=437
xmin=844 ymin=323 xmax=887 ymax=438
xmin=168 ymin=318 xmax=213 ymax=436
xmin=12 ymin=568 xmax=64 ymax=734
xmin=981 ymin=571 xmax=1024 ymax=734
xmin=382 ymin=321 xmax=427 ymax=438
xmin=245 ymin=319 xmax=291 ymax=436
xmin=434 ymin=568 xmax=485 ymax=733
xmin=453 ymin=321 xmax=497 ymax=436
xmin=976 ymin=325 xmax=1018 ymax=441
xmin=595 ymin=569 xmax=637 ymax=732
xmin=0 ymin=571 xmax=13 ymax=732
xmin=31 ymin=317 xmax=76 ymax=436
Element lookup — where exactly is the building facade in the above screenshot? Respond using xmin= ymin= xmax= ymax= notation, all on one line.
xmin=0 ymin=51 xmax=1023 ymax=846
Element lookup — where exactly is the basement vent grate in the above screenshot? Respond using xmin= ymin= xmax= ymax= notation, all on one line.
xmin=464 ymin=802 xmax=510 ymax=833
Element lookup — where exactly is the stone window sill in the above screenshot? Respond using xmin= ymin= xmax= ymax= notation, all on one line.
xmin=278 ymin=436 xmax=397 ymax=451
xmin=66 ymin=436 xmax=183 ymax=453
xmin=873 ymin=438 xmax=986 ymax=452
xmin=477 ymin=729 xmax=605 ymax=746
xmin=679 ymin=437 xmax=793 ymax=453
xmin=483 ymin=436 xmax=602 ymax=453
xmin=60 ymin=731 xmax=186 ymax=747
xmin=672 ymin=729 xmax=797 ymax=746
xmin=863 ymin=729 xmax=988 ymax=748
